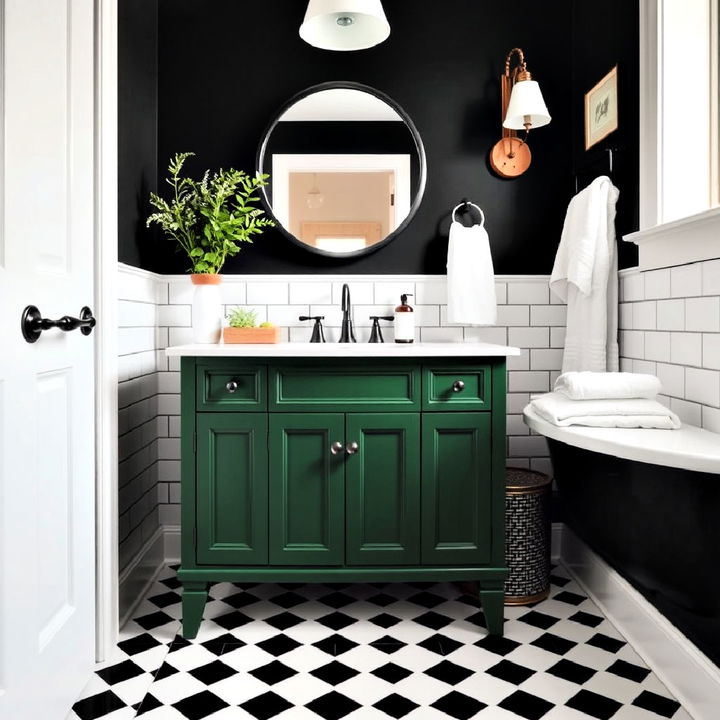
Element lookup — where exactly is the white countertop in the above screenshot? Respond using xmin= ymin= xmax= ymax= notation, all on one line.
xmin=524 ymin=406 xmax=720 ymax=475
xmin=166 ymin=341 xmax=520 ymax=358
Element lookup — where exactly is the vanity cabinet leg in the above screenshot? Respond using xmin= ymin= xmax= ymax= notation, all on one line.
xmin=479 ymin=583 xmax=505 ymax=636
xmin=182 ymin=582 xmax=208 ymax=639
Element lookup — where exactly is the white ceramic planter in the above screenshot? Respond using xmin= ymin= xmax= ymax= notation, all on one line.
xmin=191 ymin=274 xmax=222 ymax=344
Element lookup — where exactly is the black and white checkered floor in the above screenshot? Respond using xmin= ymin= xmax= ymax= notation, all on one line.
xmin=69 ymin=564 xmax=689 ymax=720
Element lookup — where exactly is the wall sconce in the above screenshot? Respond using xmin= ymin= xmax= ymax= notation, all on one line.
xmin=299 ymin=0 xmax=390 ymax=51
xmin=490 ymin=47 xmax=551 ymax=178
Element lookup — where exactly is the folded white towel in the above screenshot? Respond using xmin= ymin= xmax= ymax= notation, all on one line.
xmin=554 ymin=371 xmax=661 ymax=400
xmin=446 ymin=218 xmax=497 ymax=325
xmin=530 ymin=392 xmax=681 ymax=429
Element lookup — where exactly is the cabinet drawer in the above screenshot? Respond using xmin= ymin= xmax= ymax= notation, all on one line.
xmin=422 ymin=365 xmax=491 ymax=411
xmin=196 ymin=361 xmax=266 ymax=411
xmin=270 ymin=364 xmax=419 ymax=412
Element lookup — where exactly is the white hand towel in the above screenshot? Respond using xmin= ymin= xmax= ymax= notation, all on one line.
xmin=554 ymin=371 xmax=661 ymax=400
xmin=550 ymin=176 xmax=619 ymax=373
xmin=530 ymin=392 xmax=681 ymax=429
xmin=447 ymin=220 xmax=497 ymax=325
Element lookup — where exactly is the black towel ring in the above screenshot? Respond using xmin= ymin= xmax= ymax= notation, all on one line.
xmin=452 ymin=201 xmax=485 ymax=227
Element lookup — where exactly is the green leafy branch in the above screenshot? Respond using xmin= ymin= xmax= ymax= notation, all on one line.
xmin=147 ymin=152 xmax=275 ymax=274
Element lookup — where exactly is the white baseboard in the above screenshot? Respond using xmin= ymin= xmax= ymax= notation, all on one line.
xmin=164 ymin=524 xmax=181 ymax=564
xmin=118 ymin=527 xmax=166 ymax=628
xmin=560 ymin=525 xmax=720 ymax=720
xmin=551 ymin=522 xmax=563 ymax=561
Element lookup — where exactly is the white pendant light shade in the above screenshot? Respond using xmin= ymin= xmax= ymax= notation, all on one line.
xmin=503 ymin=79 xmax=551 ymax=130
xmin=299 ymin=0 xmax=390 ymax=51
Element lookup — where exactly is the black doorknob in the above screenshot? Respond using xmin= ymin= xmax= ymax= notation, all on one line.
xmin=21 ymin=305 xmax=96 ymax=343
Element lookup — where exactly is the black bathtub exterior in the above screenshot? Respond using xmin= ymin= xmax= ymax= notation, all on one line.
xmin=548 ymin=437 xmax=720 ymax=667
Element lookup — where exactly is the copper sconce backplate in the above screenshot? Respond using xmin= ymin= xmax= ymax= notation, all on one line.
xmin=490 ymin=137 xmax=532 ymax=178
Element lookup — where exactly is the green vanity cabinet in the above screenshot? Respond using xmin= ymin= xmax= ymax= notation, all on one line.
xmin=177 ymin=355 xmax=509 ymax=640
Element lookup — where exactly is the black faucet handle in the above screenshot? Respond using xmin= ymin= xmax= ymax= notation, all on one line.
xmin=369 ymin=315 xmax=394 ymax=322
xmin=299 ymin=315 xmax=326 ymax=343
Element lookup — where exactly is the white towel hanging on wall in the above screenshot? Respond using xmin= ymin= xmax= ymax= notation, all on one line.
xmin=446 ymin=202 xmax=497 ymax=326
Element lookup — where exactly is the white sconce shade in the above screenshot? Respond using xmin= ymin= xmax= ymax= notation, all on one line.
xmin=299 ymin=0 xmax=390 ymax=51
xmin=503 ymin=80 xmax=551 ymax=130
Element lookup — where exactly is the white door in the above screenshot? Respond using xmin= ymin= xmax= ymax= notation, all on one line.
xmin=0 ymin=1 xmax=97 ymax=718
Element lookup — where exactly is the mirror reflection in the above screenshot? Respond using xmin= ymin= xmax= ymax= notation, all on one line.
xmin=258 ymin=84 xmax=425 ymax=257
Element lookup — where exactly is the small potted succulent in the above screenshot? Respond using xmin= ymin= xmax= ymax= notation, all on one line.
xmin=224 ymin=307 xmax=279 ymax=344
xmin=147 ymin=152 xmax=274 ymax=343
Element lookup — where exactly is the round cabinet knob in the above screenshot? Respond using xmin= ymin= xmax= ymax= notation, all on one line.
xmin=330 ymin=441 xmax=344 ymax=455
xmin=346 ymin=441 xmax=359 ymax=455
xmin=226 ymin=380 xmax=238 ymax=394
xmin=452 ymin=380 xmax=466 ymax=393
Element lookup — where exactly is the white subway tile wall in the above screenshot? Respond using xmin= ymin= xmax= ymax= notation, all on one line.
xmin=619 ymin=260 xmax=720 ymax=430
xmin=118 ymin=265 xmax=567 ymax=554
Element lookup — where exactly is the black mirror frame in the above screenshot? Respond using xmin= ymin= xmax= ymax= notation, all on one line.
xmin=256 ymin=81 xmax=427 ymax=259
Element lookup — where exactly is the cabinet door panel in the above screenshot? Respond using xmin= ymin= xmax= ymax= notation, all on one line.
xmin=196 ymin=413 xmax=268 ymax=565
xmin=269 ymin=414 xmax=345 ymax=565
xmin=346 ymin=414 xmax=420 ymax=566
xmin=422 ymin=413 xmax=492 ymax=565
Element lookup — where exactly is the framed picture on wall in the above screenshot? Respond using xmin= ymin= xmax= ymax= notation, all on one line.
xmin=585 ymin=66 xmax=618 ymax=150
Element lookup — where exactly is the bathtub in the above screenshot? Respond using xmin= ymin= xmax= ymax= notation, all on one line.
xmin=524 ymin=406 xmax=720 ymax=667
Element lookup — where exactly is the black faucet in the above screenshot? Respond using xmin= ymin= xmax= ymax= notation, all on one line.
xmin=339 ymin=283 xmax=356 ymax=343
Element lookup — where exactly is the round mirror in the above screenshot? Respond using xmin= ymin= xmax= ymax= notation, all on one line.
xmin=257 ymin=82 xmax=427 ymax=258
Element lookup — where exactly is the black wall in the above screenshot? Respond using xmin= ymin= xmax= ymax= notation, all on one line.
xmin=118 ymin=0 xmax=640 ymax=274
xmin=571 ymin=0 xmax=640 ymax=269
xmin=118 ymin=0 xmax=158 ymax=270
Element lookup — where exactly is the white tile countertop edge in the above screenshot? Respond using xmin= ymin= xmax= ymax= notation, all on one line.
xmin=523 ymin=406 xmax=720 ymax=475
xmin=166 ymin=341 xmax=521 ymax=358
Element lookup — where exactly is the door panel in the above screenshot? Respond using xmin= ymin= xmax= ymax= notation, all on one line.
xmin=269 ymin=414 xmax=345 ymax=565
xmin=0 ymin=0 xmax=96 ymax=717
xmin=346 ymin=414 xmax=420 ymax=565
xmin=196 ymin=414 xmax=268 ymax=565
xmin=422 ymin=413 xmax=492 ymax=565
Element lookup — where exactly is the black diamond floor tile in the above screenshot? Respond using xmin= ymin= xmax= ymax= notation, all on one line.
xmin=424 ymin=659 xmax=474 ymax=685
xmin=518 ymin=610 xmax=560 ymax=630
xmin=241 ymin=691 xmax=293 ymax=720
xmin=546 ymin=658 xmax=597 ymax=684
xmin=95 ymin=658 xmax=145 ymax=685
xmin=316 ymin=611 xmax=356 ymax=631
xmin=370 ymin=635 xmax=408 ymax=654
xmin=264 ymin=611 xmax=304 ymax=631
xmin=313 ymin=633 xmax=359 ymax=656
xmin=499 ymin=689 xmax=555 ymax=720
xmin=256 ymin=633 xmax=302 ymax=657
xmin=306 ymin=690 xmax=361 ymax=719
xmin=369 ymin=612 xmax=402 ymax=629
xmin=159 ymin=575 xmax=181 ymax=589
xmin=431 ymin=690 xmax=487 ymax=720
xmin=250 ymin=659 xmax=298 ymax=685
xmin=632 ymin=690 xmax=682 ymax=718
xmin=147 ymin=590 xmax=182 ymax=608
xmin=267 ymin=590 xmax=307 ymax=609
xmin=211 ymin=610 xmax=254 ymax=630
xmin=549 ymin=574 xmax=571 ymax=587
xmin=135 ymin=692 xmax=163 ymax=716
xmin=566 ymin=689 xmax=622 ymax=720
xmin=153 ymin=662 xmax=178 ymax=681
xmin=486 ymin=658 xmax=536 ymax=685
xmin=72 ymin=690 xmax=127 ymax=720
xmin=407 ymin=591 xmax=446 ymax=608
xmin=117 ymin=633 xmax=162 ymax=656
xmin=475 ymin=634 xmax=521 ymax=656
xmin=221 ymin=591 xmax=262 ymax=609
xmin=587 ymin=632 xmax=626 ymax=654
xmin=366 ymin=592 xmax=396 ymax=607
xmin=569 ymin=610 xmax=604 ymax=627
xmin=188 ymin=659 xmax=236 ymax=686
xmin=412 ymin=610 xmax=454 ymax=630
xmin=530 ymin=632 xmax=578 ymax=655
xmin=200 ymin=632 xmax=246 ymax=656
xmin=318 ymin=591 xmax=356 ymax=609
xmin=373 ymin=692 xmax=420 ymax=718
xmin=371 ymin=662 xmax=413 ymax=684
xmin=606 ymin=659 xmax=651 ymax=683
xmin=133 ymin=610 xmax=174 ymax=631
xmin=553 ymin=591 xmax=587 ymax=606
xmin=167 ymin=636 xmax=191 ymax=653
xmin=310 ymin=660 xmax=359 ymax=685
xmin=418 ymin=633 xmax=462 ymax=656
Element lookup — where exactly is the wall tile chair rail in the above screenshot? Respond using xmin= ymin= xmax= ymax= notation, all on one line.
xmin=118 ymin=263 xmax=567 ymax=548
xmin=618 ymin=260 xmax=720 ymax=432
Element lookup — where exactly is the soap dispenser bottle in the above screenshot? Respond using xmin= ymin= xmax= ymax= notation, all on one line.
xmin=394 ymin=294 xmax=415 ymax=344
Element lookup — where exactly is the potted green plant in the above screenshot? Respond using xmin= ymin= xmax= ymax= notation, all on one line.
xmin=223 ymin=307 xmax=279 ymax=344
xmin=147 ymin=152 xmax=274 ymax=343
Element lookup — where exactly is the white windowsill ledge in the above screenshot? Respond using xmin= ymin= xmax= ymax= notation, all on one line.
xmin=623 ymin=207 xmax=720 ymax=270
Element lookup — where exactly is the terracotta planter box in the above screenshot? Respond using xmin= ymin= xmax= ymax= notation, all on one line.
xmin=223 ymin=326 xmax=281 ymax=344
